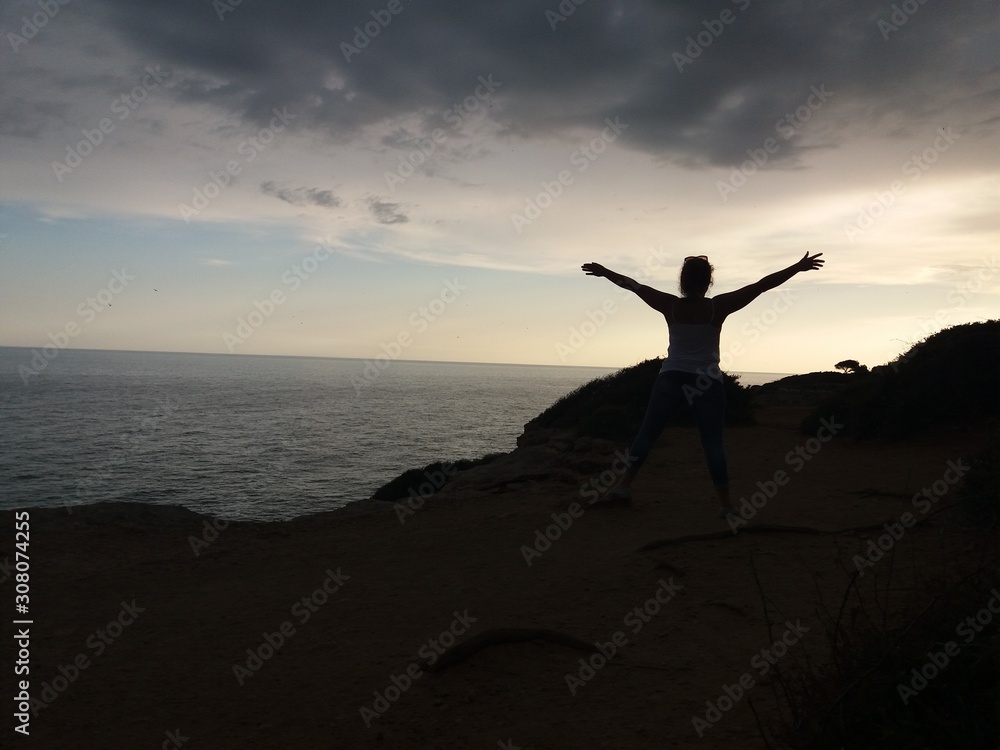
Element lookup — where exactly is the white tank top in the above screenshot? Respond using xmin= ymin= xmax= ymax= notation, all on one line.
xmin=660 ymin=299 xmax=721 ymax=374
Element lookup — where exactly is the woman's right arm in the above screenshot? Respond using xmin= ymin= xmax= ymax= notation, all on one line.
xmin=582 ymin=262 xmax=676 ymax=314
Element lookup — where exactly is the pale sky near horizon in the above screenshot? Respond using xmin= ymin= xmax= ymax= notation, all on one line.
xmin=1 ymin=0 xmax=998 ymax=373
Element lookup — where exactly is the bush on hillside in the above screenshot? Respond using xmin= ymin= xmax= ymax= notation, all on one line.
xmin=775 ymin=565 xmax=1000 ymax=749
xmin=521 ymin=359 xmax=755 ymax=444
xmin=802 ymin=321 xmax=999 ymax=439
xmin=371 ymin=453 xmax=504 ymax=502
xmin=959 ymin=439 xmax=1000 ymax=529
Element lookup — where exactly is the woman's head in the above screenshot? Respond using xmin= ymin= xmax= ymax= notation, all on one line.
xmin=680 ymin=255 xmax=713 ymax=297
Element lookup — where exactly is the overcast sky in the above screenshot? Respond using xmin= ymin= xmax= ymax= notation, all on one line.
xmin=1 ymin=0 xmax=998 ymax=372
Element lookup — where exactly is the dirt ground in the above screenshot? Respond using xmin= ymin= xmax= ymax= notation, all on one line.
xmin=2 ymin=405 xmax=994 ymax=749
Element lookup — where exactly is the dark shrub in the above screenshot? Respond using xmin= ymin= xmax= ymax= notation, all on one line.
xmin=960 ymin=439 xmax=1000 ymax=528
xmin=371 ymin=454 xmax=504 ymax=502
xmin=802 ymin=321 xmax=999 ymax=439
xmin=778 ymin=567 xmax=1000 ymax=749
xmin=521 ymin=358 xmax=754 ymax=445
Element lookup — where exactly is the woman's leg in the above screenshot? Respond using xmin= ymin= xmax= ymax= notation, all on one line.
xmin=688 ymin=373 xmax=733 ymax=512
xmin=616 ymin=371 xmax=687 ymax=491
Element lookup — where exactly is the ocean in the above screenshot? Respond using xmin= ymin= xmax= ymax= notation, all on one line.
xmin=0 ymin=348 xmax=790 ymax=521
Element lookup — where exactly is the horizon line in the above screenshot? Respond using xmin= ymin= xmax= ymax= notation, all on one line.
xmin=0 ymin=344 xmax=804 ymax=375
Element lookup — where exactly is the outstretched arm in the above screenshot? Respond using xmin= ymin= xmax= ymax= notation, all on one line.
xmin=714 ymin=252 xmax=824 ymax=318
xmin=581 ymin=262 xmax=675 ymax=314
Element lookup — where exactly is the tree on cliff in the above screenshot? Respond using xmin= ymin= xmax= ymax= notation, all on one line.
xmin=835 ymin=359 xmax=869 ymax=374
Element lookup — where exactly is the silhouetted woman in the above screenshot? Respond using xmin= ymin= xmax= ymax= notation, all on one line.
xmin=581 ymin=252 xmax=824 ymax=518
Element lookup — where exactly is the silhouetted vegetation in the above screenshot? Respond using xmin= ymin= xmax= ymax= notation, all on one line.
xmin=959 ymin=439 xmax=1000 ymax=529
xmin=773 ymin=564 xmax=1000 ymax=749
xmin=521 ymin=358 xmax=755 ymax=444
xmin=834 ymin=358 xmax=869 ymax=374
xmin=803 ymin=321 xmax=1000 ymax=439
xmin=371 ymin=454 xmax=504 ymax=502
xmin=767 ymin=419 xmax=999 ymax=748
xmin=747 ymin=371 xmax=853 ymax=407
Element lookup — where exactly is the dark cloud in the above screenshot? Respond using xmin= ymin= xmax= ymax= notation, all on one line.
xmin=259 ymin=181 xmax=341 ymax=208
xmin=76 ymin=0 xmax=1000 ymax=165
xmin=0 ymin=96 xmax=71 ymax=138
xmin=367 ymin=198 xmax=408 ymax=224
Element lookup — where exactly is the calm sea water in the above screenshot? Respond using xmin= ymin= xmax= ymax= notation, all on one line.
xmin=0 ymin=348 xmax=790 ymax=521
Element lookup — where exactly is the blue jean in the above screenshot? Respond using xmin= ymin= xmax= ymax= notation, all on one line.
xmin=627 ymin=369 xmax=729 ymax=489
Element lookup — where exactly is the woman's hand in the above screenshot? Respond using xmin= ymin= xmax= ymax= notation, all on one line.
xmin=794 ymin=252 xmax=825 ymax=272
xmin=581 ymin=262 xmax=609 ymax=277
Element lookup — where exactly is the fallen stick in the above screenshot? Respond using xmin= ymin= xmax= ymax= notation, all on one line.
xmin=638 ymin=523 xmax=842 ymax=550
xmin=637 ymin=511 xmax=963 ymax=551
